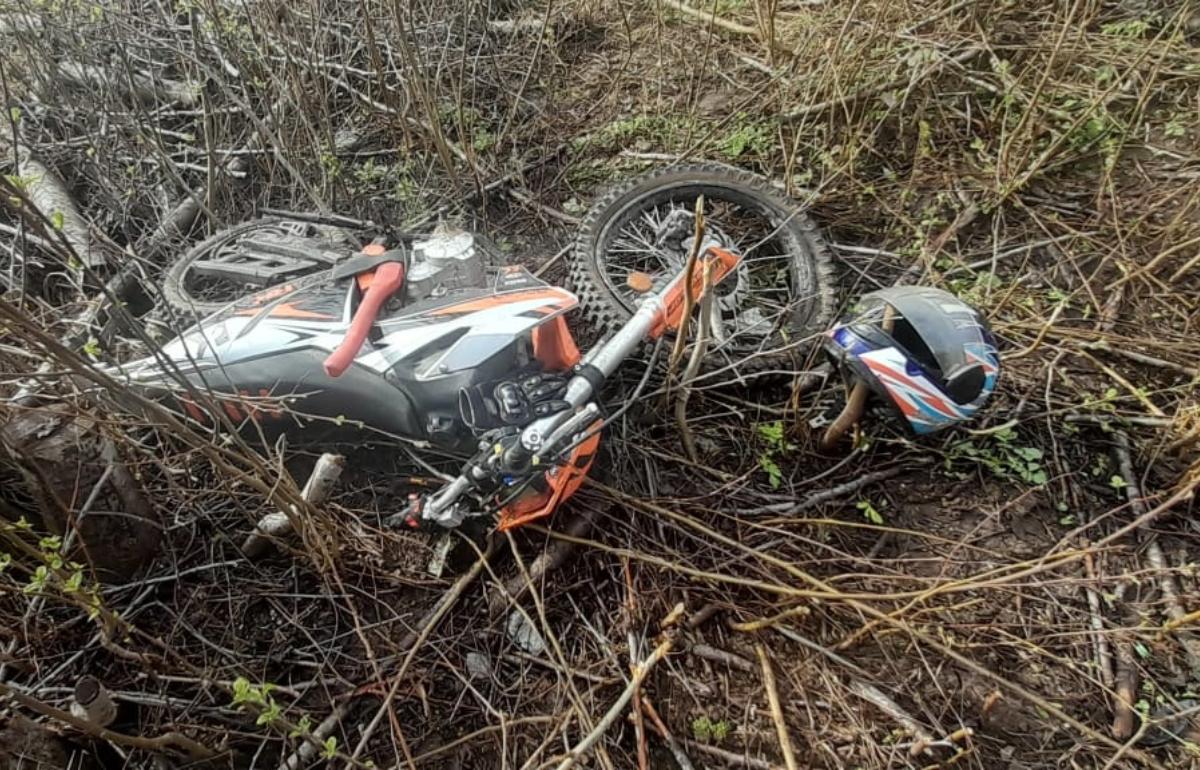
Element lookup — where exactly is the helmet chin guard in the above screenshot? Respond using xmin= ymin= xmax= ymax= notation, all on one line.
xmin=824 ymin=287 xmax=1000 ymax=435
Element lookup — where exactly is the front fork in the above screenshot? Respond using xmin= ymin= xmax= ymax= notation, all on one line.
xmin=419 ymin=238 xmax=741 ymax=527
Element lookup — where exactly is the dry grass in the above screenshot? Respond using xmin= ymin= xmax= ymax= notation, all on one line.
xmin=1 ymin=0 xmax=1199 ymax=768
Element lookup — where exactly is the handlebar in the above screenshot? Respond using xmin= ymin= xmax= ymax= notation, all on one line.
xmin=323 ymin=260 xmax=406 ymax=378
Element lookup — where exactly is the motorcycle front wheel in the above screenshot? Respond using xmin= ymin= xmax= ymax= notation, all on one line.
xmin=568 ymin=162 xmax=836 ymax=374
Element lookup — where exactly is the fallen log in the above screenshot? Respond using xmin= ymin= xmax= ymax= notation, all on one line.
xmin=56 ymin=61 xmax=197 ymax=107
xmin=6 ymin=143 xmax=115 ymax=270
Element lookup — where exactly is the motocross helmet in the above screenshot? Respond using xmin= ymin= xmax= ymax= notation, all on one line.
xmin=824 ymin=286 xmax=1000 ymax=434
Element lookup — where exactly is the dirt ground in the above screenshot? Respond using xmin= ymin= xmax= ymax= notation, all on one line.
xmin=2 ymin=0 xmax=1200 ymax=769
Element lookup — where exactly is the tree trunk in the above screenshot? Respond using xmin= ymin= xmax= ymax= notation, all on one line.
xmin=0 ymin=405 xmax=160 ymax=582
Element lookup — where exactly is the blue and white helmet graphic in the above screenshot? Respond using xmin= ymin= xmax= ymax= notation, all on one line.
xmin=824 ymin=287 xmax=1000 ymax=434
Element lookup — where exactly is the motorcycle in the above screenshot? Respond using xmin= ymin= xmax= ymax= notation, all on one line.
xmin=116 ymin=163 xmax=840 ymax=533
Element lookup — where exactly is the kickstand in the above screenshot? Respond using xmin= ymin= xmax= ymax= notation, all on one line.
xmin=426 ymin=532 xmax=456 ymax=578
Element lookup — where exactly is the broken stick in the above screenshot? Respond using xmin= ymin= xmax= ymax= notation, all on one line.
xmin=242 ymin=453 xmax=344 ymax=558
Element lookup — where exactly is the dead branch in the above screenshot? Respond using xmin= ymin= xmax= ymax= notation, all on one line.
xmin=738 ymin=463 xmax=916 ymax=516
xmin=641 ymin=695 xmax=696 ymax=770
xmin=660 ymin=0 xmax=758 ymax=36
xmin=8 ymin=146 xmax=110 ymax=269
xmin=1083 ymin=553 xmax=1114 ymax=689
xmin=0 ymin=680 xmax=215 ymax=758
xmin=1113 ymin=430 xmax=1200 ymax=669
xmin=847 ymin=679 xmax=937 ymax=756
xmin=681 ymin=739 xmax=783 ymax=769
xmin=349 ymin=539 xmax=498 ymax=760
xmin=552 ymin=639 xmax=672 ymax=770
xmin=1110 ymin=640 xmax=1139 ymax=740
xmin=486 ymin=507 xmax=599 ymax=616
xmin=279 ymin=700 xmax=351 ymax=770
xmin=690 ymin=643 xmax=754 ymax=672
xmin=56 ymin=61 xmax=197 ymax=107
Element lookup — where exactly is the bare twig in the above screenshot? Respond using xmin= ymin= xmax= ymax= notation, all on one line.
xmin=552 ymin=639 xmax=672 ymax=770
xmin=675 ymin=259 xmax=715 ymax=462
xmin=681 ymin=739 xmax=783 ymax=769
xmin=279 ymin=700 xmax=351 ymax=770
xmin=1113 ymin=430 xmax=1200 ymax=668
xmin=641 ymin=696 xmax=696 ymax=770
xmin=739 ymin=463 xmax=917 ymax=516
xmin=848 ymin=679 xmax=937 ymax=756
xmin=667 ymin=197 xmax=706 ymax=376
xmin=756 ymin=644 xmax=798 ymax=770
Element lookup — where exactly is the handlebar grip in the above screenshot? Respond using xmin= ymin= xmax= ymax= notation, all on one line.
xmin=323 ymin=261 xmax=405 ymax=378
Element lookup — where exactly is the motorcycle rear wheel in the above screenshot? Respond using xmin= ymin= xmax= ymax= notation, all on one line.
xmin=161 ymin=218 xmax=352 ymax=318
xmin=568 ymin=162 xmax=836 ymax=374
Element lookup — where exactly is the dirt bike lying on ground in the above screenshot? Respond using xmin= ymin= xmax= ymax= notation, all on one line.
xmin=117 ymin=163 xmax=1000 ymax=533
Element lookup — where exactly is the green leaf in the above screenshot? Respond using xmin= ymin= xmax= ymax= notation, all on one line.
xmin=82 ymin=337 xmax=101 ymax=357
xmin=1134 ymin=641 xmax=1150 ymax=659
xmin=758 ymin=455 xmax=782 ymax=489
xmin=856 ymin=499 xmax=884 ymax=525
xmin=256 ymin=700 xmax=281 ymax=726
xmin=64 ymin=570 xmax=83 ymax=593
xmin=231 ymin=677 xmax=253 ymax=707
xmin=86 ymin=593 xmax=103 ymax=620
xmin=1109 ymin=474 xmax=1128 ymax=490
xmin=24 ymin=565 xmax=49 ymax=594
xmin=50 ymin=211 xmax=64 ymax=231
xmin=8 ymin=107 xmax=20 ymax=124
xmin=322 ymin=736 xmax=338 ymax=759
xmin=756 ymin=421 xmax=784 ymax=445
xmin=290 ymin=715 xmax=312 ymax=738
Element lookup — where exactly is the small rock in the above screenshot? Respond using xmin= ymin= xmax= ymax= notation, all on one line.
xmin=506 ymin=610 xmax=547 ymax=655
xmin=465 ymin=651 xmax=491 ymax=681
xmin=333 ymin=127 xmax=363 ymax=153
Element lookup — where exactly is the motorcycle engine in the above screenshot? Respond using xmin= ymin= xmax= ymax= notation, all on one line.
xmin=405 ymin=229 xmax=485 ymax=301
